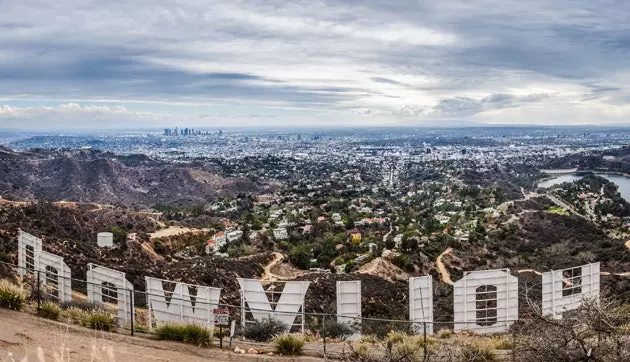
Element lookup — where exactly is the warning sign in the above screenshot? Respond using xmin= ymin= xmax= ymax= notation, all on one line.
xmin=213 ymin=308 xmax=230 ymax=326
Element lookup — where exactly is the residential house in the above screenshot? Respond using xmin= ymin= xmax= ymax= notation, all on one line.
xmin=273 ymin=227 xmax=288 ymax=240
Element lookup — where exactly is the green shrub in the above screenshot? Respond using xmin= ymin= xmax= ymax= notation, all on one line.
xmin=273 ymin=334 xmax=305 ymax=356
xmin=82 ymin=310 xmax=118 ymax=332
xmin=318 ymin=318 xmax=355 ymax=340
xmin=0 ymin=279 xmax=29 ymax=311
xmin=0 ymin=252 xmax=11 ymax=263
xmin=154 ymin=323 xmax=212 ymax=346
xmin=38 ymin=301 xmax=61 ymax=320
xmin=243 ymin=317 xmax=287 ymax=342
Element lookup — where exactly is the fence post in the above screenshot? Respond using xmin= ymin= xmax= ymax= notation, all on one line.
xmin=129 ymin=289 xmax=134 ymax=336
xmin=322 ymin=315 xmax=327 ymax=361
xmin=423 ymin=322 xmax=428 ymax=362
xmin=36 ymin=269 xmax=41 ymax=312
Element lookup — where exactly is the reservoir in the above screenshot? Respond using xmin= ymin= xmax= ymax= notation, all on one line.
xmin=537 ymin=173 xmax=630 ymax=202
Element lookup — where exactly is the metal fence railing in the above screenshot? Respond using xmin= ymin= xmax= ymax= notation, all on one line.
xmin=0 ymin=260 xmax=526 ymax=360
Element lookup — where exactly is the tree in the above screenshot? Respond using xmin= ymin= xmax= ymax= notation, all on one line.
xmin=289 ymin=244 xmax=312 ymax=270
xmin=110 ymin=226 xmax=127 ymax=244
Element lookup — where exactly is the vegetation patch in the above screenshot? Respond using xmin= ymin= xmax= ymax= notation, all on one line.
xmin=81 ymin=310 xmax=118 ymax=332
xmin=38 ymin=301 xmax=61 ymax=320
xmin=0 ymin=279 xmax=29 ymax=311
xmin=273 ymin=333 xmax=305 ymax=355
xmin=317 ymin=317 xmax=355 ymax=340
xmin=154 ymin=323 xmax=212 ymax=347
xmin=243 ymin=317 xmax=287 ymax=342
xmin=545 ymin=206 xmax=569 ymax=216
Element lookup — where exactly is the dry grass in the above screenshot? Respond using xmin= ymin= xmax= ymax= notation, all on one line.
xmin=0 ymin=279 xmax=29 ymax=311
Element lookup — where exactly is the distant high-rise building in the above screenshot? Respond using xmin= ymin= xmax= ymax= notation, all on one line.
xmin=218 ymin=129 xmax=223 ymax=136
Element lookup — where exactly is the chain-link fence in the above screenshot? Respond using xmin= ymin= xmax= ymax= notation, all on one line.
xmin=1 ymin=260 xmax=526 ymax=360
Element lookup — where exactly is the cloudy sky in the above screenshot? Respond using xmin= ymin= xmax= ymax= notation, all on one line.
xmin=1 ymin=0 xmax=630 ymax=129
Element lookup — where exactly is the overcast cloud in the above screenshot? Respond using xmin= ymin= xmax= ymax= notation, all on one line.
xmin=0 ymin=0 xmax=629 ymax=129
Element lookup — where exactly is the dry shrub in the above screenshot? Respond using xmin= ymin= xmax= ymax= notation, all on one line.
xmin=514 ymin=296 xmax=630 ymax=362
xmin=458 ymin=339 xmax=497 ymax=361
xmin=38 ymin=301 xmax=61 ymax=320
xmin=273 ymin=333 xmax=305 ymax=355
xmin=0 ymin=279 xmax=29 ymax=311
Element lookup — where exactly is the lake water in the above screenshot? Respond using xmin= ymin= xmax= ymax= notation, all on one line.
xmin=537 ymin=173 xmax=630 ymax=202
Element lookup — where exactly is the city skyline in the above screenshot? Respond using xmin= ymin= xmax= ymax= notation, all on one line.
xmin=1 ymin=0 xmax=630 ymax=129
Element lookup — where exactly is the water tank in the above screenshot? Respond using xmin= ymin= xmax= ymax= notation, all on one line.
xmin=97 ymin=232 xmax=114 ymax=248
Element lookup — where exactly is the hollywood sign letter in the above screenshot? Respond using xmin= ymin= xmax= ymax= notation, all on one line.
xmin=542 ymin=262 xmax=600 ymax=318
xmin=453 ymin=269 xmax=518 ymax=333
xmin=17 ymin=230 xmax=72 ymax=302
xmin=86 ymin=263 xmax=134 ymax=326
xmin=145 ymin=277 xmax=221 ymax=327
xmin=409 ymin=276 xmax=433 ymax=334
xmin=237 ymin=278 xmax=310 ymax=332
xmin=337 ymin=280 xmax=361 ymax=338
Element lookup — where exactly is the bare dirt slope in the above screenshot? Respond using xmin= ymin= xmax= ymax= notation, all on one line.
xmin=0 ymin=309 xmax=320 ymax=362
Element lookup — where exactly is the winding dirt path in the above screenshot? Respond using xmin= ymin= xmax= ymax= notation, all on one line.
xmin=261 ymin=252 xmax=286 ymax=281
xmin=436 ymin=248 xmax=454 ymax=285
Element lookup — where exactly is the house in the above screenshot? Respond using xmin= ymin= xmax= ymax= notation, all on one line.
xmin=273 ymin=227 xmax=288 ymax=240
xmin=368 ymin=243 xmax=377 ymax=254
xmin=214 ymin=232 xmax=227 ymax=244
xmin=394 ymin=234 xmax=403 ymax=249
xmin=302 ymin=225 xmax=313 ymax=234
xmin=249 ymin=231 xmax=261 ymax=242
xmin=334 ymin=221 xmax=345 ymax=227
xmin=354 ymin=254 xmax=369 ymax=263
xmin=332 ymin=213 xmax=342 ymax=221
xmin=278 ymin=220 xmax=290 ymax=228
xmin=435 ymin=215 xmax=451 ymax=225
xmin=227 ymin=230 xmax=243 ymax=242
xmin=317 ymin=216 xmax=327 ymax=223
xmin=205 ymin=239 xmax=216 ymax=255
xmin=350 ymin=232 xmax=362 ymax=243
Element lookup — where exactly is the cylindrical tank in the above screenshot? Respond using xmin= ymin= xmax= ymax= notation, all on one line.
xmin=97 ymin=232 xmax=114 ymax=248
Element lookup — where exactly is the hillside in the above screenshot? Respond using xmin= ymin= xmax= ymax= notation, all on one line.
xmin=0 ymin=148 xmax=272 ymax=206
xmin=544 ymin=146 xmax=630 ymax=173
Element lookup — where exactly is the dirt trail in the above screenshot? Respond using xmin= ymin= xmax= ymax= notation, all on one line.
xmin=149 ymin=226 xmax=209 ymax=239
xmin=0 ymin=309 xmax=320 ymax=362
xmin=516 ymin=269 xmax=543 ymax=276
xmin=357 ymin=257 xmax=408 ymax=282
xmin=261 ymin=252 xmax=287 ymax=281
xmin=436 ymin=248 xmax=454 ymax=285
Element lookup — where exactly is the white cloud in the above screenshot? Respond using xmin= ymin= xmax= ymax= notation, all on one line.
xmin=0 ymin=0 xmax=629 ymax=127
xmin=0 ymin=103 xmax=162 ymax=129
